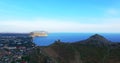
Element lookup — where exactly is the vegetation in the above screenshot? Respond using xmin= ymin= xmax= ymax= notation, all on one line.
xmin=28 ymin=34 xmax=120 ymax=63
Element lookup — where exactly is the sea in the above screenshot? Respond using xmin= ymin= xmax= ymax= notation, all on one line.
xmin=33 ymin=33 xmax=120 ymax=46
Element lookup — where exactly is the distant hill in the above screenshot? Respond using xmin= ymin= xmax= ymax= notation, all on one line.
xmin=29 ymin=34 xmax=120 ymax=63
xmin=74 ymin=34 xmax=111 ymax=46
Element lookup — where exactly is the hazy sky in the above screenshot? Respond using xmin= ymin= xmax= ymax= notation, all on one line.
xmin=0 ymin=0 xmax=120 ymax=33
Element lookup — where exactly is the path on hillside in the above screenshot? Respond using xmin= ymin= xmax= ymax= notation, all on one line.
xmin=102 ymin=45 xmax=110 ymax=63
xmin=67 ymin=43 xmax=83 ymax=63
xmin=40 ymin=47 xmax=59 ymax=63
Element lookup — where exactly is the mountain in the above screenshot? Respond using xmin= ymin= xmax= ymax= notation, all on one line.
xmin=75 ymin=34 xmax=111 ymax=46
xmin=29 ymin=34 xmax=120 ymax=63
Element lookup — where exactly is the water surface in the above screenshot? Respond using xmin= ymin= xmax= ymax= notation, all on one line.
xmin=33 ymin=33 xmax=120 ymax=46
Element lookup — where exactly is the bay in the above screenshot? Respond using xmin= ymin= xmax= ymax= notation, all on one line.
xmin=33 ymin=33 xmax=120 ymax=46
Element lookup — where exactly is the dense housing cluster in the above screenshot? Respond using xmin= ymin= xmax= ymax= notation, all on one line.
xmin=0 ymin=33 xmax=35 ymax=63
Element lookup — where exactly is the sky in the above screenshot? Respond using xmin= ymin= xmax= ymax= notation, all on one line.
xmin=0 ymin=0 xmax=120 ymax=33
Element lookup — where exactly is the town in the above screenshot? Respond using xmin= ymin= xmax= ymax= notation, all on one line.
xmin=0 ymin=33 xmax=35 ymax=63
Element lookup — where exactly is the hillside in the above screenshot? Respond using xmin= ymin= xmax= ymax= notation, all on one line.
xmin=30 ymin=34 xmax=120 ymax=63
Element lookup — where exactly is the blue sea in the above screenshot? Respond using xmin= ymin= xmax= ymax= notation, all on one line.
xmin=33 ymin=33 xmax=120 ymax=46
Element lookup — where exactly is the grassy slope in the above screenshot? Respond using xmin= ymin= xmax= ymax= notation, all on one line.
xmin=28 ymin=42 xmax=120 ymax=63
